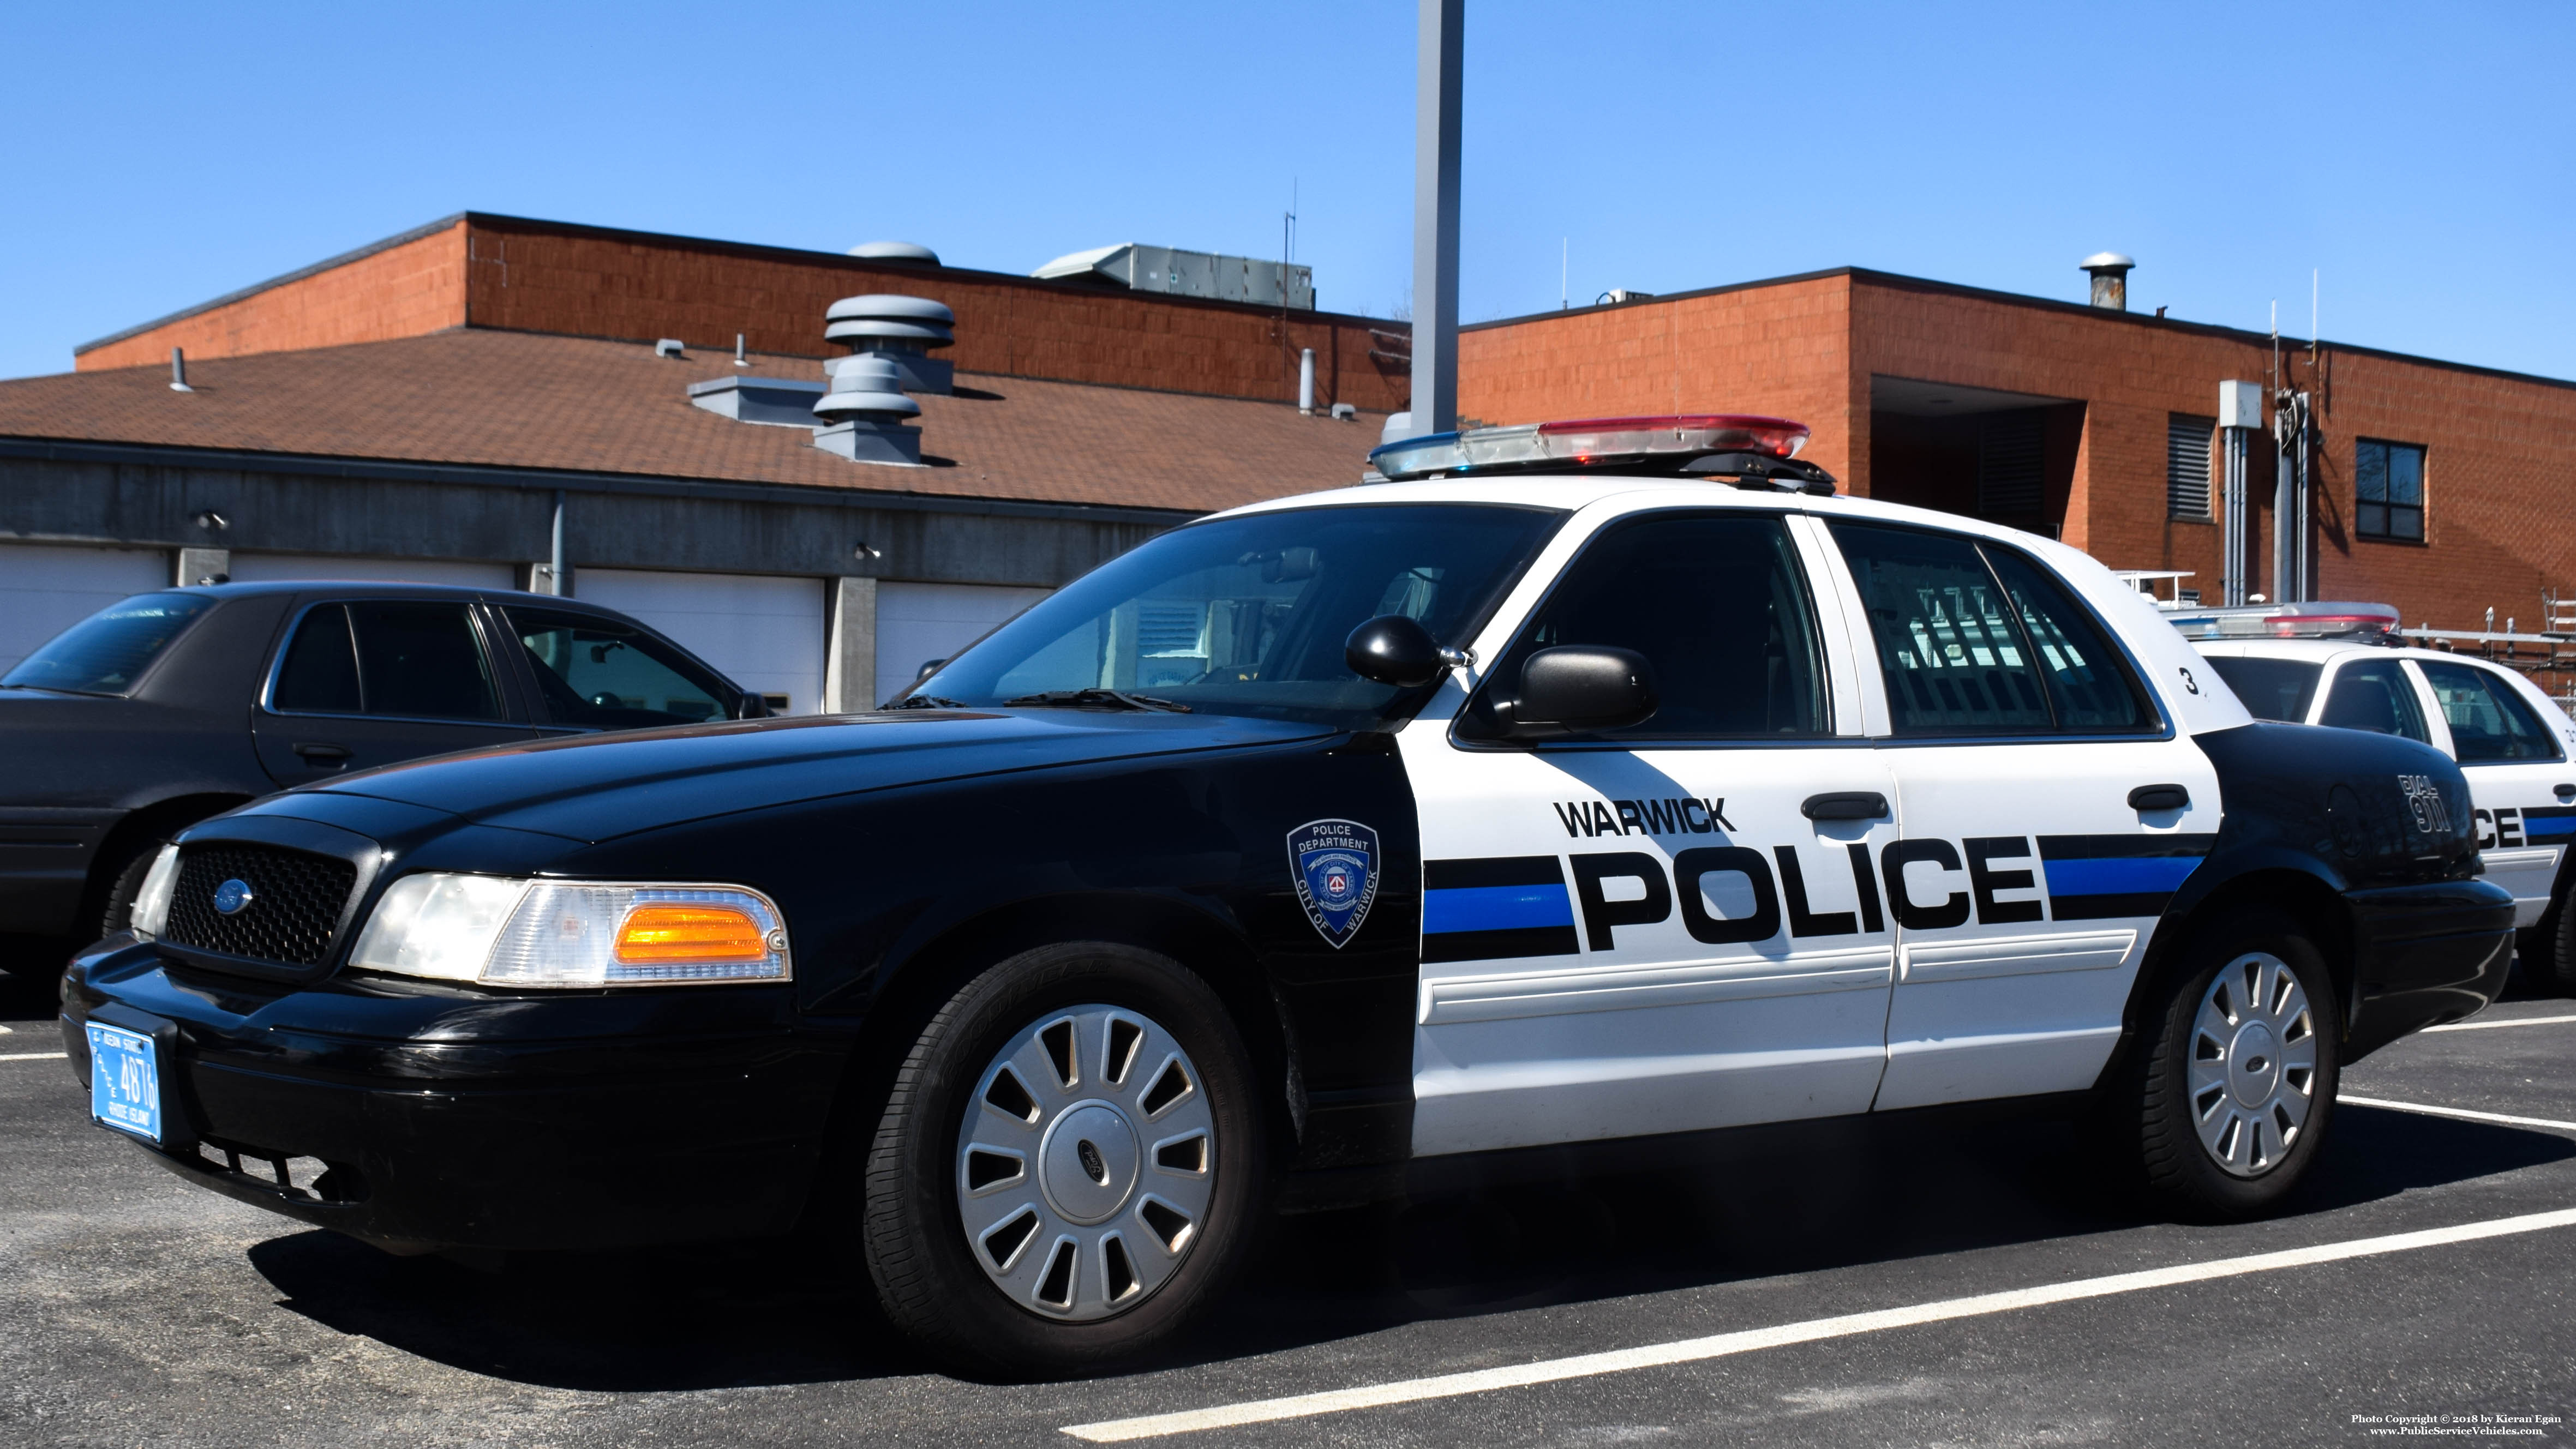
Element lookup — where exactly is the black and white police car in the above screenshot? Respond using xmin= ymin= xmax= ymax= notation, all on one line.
xmin=61 ymin=414 xmax=2514 ymax=1375
xmin=2188 ymin=614 xmax=2576 ymax=993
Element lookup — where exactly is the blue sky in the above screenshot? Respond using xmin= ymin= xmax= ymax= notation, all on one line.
xmin=4 ymin=2 xmax=2569 ymax=382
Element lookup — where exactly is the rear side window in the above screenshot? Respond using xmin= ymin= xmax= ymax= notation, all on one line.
xmin=2202 ymin=656 xmax=2321 ymax=723
xmin=1829 ymin=522 xmax=2153 ymax=735
xmin=271 ymin=602 xmax=504 ymax=721
xmin=2319 ymin=659 xmax=2429 ymax=743
xmin=507 ymin=607 xmax=739 ymax=727
xmin=2 ymin=592 xmax=212 ymax=696
xmin=2420 ymin=661 xmax=2561 ymax=762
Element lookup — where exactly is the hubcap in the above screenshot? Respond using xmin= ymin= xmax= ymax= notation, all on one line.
xmin=2188 ymin=952 xmax=2319 ymax=1177
xmin=956 ymin=1004 xmax=1215 ymax=1320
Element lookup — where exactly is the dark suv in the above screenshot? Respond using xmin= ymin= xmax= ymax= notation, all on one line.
xmin=0 ymin=582 xmax=762 ymax=957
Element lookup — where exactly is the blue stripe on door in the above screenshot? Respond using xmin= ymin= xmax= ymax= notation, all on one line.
xmin=1423 ymin=882 xmax=1575 ymax=934
xmin=2518 ymin=807 xmax=2576 ymax=840
xmin=2040 ymin=855 xmax=2203 ymax=897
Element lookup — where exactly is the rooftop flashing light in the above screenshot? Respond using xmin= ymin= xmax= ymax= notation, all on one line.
xmin=1367 ymin=414 xmax=1826 ymax=489
xmin=2166 ymin=600 xmax=2401 ymax=641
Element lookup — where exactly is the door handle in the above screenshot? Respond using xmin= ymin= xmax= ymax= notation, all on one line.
xmin=2128 ymin=783 xmax=2190 ymax=811
xmin=1802 ymin=791 xmax=1890 ymax=821
xmin=2555 ymin=783 xmax=2575 ymax=802
xmin=291 ymin=742 xmax=352 ymax=762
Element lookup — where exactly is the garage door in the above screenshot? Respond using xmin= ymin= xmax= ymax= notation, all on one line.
xmin=876 ymin=582 xmax=1052 ymax=707
xmin=0 ymin=543 xmax=171 ymax=676
xmin=228 ymin=554 xmax=516 ymax=589
xmin=576 ymin=570 xmax=828 ymax=716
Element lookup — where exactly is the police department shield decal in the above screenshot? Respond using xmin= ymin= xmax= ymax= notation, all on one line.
xmin=1287 ymin=819 xmax=1379 ymax=949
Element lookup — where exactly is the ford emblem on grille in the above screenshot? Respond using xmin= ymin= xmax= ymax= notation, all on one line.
xmin=212 ymin=878 xmax=256 ymax=916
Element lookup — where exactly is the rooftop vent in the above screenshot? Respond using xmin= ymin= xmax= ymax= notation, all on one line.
xmin=848 ymin=241 xmax=940 ymax=264
xmin=812 ymin=355 xmax=923 ymax=467
xmin=1034 ymin=243 xmax=1314 ymax=311
xmin=2080 ymin=252 xmax=2135 ymax=311
xmin=825 ymin=294 xmax=956 ymax=395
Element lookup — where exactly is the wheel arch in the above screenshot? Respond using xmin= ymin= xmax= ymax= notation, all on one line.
xmin=79 ymin=791 xmax=256 ymax=933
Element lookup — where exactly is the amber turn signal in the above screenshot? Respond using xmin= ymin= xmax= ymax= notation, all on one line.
xmin=614 ymin=905 xmax=768 ymax=963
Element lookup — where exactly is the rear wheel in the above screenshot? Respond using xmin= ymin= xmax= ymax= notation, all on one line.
xmin=2124 ymin=908 xmax=2339 ymax=1219
xmin=860 ymin=942 xmax=1265 ymax=1378
xmin=2527 ymin=889 xmax=2576 ymax=996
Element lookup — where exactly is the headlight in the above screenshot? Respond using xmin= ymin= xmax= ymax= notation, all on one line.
xmin=129 ymin=844 xmax=182 ymax=939
xmin=348 ymin=875 xmax=791 ymax=987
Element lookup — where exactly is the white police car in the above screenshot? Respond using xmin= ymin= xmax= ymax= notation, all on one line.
xmin=64 ymin=413 xmax=2514 ymax=1375
xmin=2191 ymin=626 xmax=2576 ymax=992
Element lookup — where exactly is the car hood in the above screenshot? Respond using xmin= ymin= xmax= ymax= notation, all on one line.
xmin=305 ymin=708 xmax=1338 ymax=844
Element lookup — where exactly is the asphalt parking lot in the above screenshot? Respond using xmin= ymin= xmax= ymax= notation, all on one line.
xmin=3 ymin=951 xmax=2569 ymax=1449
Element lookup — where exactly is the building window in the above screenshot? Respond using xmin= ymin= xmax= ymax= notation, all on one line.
xmin=2356 ymin=438 xmax=2425 ymax=542
xmin=2166 ymin=413 xmax=2214 ymax=520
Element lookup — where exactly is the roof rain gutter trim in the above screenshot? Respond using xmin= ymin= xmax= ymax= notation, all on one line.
xmin=0 ymin=436 xmax=1203 ymax=525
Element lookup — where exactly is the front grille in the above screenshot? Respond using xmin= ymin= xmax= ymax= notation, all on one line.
xmin=163 ymin=844 xmax=358 ymax=967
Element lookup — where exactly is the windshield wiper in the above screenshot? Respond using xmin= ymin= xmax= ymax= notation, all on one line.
xmin=885 ymin=694 xmax=967 ymax=710
xmin=1004 ymin=688 xmax=1193 ymax=714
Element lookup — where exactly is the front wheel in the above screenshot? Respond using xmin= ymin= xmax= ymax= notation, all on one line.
xmin=2123 ymin=909 xmax=2340 ymax=1219
xmin=2525 ymin=887 xmax=2576 ymax=996
xmin=860 ymin=942 xmax=1266 ymax=1378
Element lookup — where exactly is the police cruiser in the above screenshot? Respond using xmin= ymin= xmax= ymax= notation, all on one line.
xmin=2189 ymin=616 xmax=2576 ymax=993
xmin=61 ymin=413 xmax=2514 ymax=1376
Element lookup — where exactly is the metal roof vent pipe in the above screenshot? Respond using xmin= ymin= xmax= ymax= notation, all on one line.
xmin=2080 ymin=252 xmax=2135 ymax=311
xmin=811 ymin=356 xmax=925 ymax=467
xmin=824 ymin=294 xmax=956 ymax=395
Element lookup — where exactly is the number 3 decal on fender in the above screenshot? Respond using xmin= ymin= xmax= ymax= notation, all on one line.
xmin=2178 ymin=666 xmax=2201 ymax=696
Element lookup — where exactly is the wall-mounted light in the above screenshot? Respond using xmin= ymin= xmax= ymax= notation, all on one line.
xmin=193 ymin=509 xmax=230 ymax=531
xmin=853 ymin=542 xmax=882 ymax=561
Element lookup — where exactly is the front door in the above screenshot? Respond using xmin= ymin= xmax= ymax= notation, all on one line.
xmin=253 ymin=598 xmax=536 ymax=786
xmin=1400 ymin=507 xmax=1900 ymax=1158
xmin=2415 ymin=658 xmax=2576 ymax=928
xmin=1821 ymin=520 xmax=2222 ymax=1111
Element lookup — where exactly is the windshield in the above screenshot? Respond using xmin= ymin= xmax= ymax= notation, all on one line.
xmin=913 ymin=503 xmax=1565 ymax=727
xmin=2204 ymin=654 xmax=2323 ymax=723
xmin=2 ymin=592 xmax=213 ymax=696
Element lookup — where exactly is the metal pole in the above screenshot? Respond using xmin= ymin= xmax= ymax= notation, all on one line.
xmin=549 ymin=490 xmax=567 ymax=597
xmin=2294 ymin=394 xmax=2312 ymax=600
xmin=1409 ymin=0 xmax=1463 ymax=437
xmin=2223 ymin=428 xmax=2249 ymax=606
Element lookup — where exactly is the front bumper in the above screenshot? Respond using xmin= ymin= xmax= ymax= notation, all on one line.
xmin=60 ymin=937 xmax=852 ymax=1253
xmin=2344 ymin=877 xmax=2517 ymax=1061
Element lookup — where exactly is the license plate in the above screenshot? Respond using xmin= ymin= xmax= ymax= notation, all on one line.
xmin=87 ymin=1021 xmax=163 ymax=1144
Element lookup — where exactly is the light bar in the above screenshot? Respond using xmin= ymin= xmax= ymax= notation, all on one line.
xmin=1369 ymin=414 xmax=1813 ymax=483
xmin=2166 ymin=600 xmax=2401 ymax=641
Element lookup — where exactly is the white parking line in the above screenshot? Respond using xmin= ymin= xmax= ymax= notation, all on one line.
xmin=2426 ymin=1013 xmax=2576 ymax=1033
xmin=2338 ymin=1095 xmax=2576 ymax=1133
xmin=1061 ymin=1206 xmax=2576 ymax=1442
xmin=0 ymin=1051 xmax=67 ymax=1062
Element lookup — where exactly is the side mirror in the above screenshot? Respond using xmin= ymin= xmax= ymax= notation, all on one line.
xmin=1511 ymin=646 xmax=1658 ymax=736
xmin=736 ymin=690 xmax=771 ymax=719
xmin=1345 ymin=615 xmax=1445 ymax=688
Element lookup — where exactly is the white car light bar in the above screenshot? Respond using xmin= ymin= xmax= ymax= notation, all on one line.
xmin=348 ymin=874 xmax=792 ymax=987
xmin=1369 ymin=414 xmax=1820 ymax=485
xmin=2165 ymin=600 xmax=2401 ymax=641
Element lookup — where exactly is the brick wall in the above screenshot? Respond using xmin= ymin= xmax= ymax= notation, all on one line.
xmin=76 ymin=214 xmax=1410 ymax=411
xmin=76 ymin=221 xmax=471 ymax=373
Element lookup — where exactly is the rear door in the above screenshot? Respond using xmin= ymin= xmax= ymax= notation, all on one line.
xmin=252 ymin=597 xmax=537 ymax=786
xmin=2415 ymin=658 xmax=2575 ymax=928
xmin=1824 ymin=520 xmax=2222 ymax=1111
xmin=1400 ymin=505 xmax=1900 ymax=1157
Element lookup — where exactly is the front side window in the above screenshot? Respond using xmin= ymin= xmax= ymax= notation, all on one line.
xmin=2202 ymin=655 xmax=2322 ymax=723
xmin=2 ymin=592 xmax=213 ymax=696
xmin=2318 ymin=658 xmax=2429 ymax=743
xmin=1830 ymin=521 xmax=2154 ymax=736
xmin=915 ymin=504 xmax=1565 ymax=729
xmin=508 ymin=608 xmax=740 ymax=727
xmin=2356 ymin=438 xmax=2425 ymax=542
xmin=1458 ymin=512 xmax=1829 ymax=741
xmin=2419 ymin=661 xmax=2560 ymax=762
xmin=272 ymin=602 xmax=504 ymax=721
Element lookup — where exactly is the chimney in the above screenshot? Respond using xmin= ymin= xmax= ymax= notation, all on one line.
xmin=2079 ymin=252 xmax=2135 ymax=311
xmin=824 ymin=294 xmax=957 ymax=395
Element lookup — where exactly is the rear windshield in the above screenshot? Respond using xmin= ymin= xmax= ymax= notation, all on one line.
xmin=2 ymin=592 xmax=213 ymax=696
xmin=2204 ymin=654 xmax=2322 ymax=723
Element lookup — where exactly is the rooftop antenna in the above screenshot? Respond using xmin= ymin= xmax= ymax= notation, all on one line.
xmin=1560 ymin=238 xmax=1568 ymax=310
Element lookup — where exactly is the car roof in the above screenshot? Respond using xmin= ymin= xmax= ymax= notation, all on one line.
xmin=169 ymin=580 xmax=598 ymax=604
xmin=2194 ymin=638 xmax=2508 ymax=670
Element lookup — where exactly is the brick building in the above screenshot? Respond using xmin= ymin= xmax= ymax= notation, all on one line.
xmin=7 ymin=213 xmax=2572 ymax=709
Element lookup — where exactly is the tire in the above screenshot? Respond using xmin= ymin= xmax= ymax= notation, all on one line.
xmin=92 ymin=835 xmax=166 ymax=942
xmin=2526 ymin=890 xmax=2576 ymax=996
xmin=860 ymin=941 xmax=1268 ymax=1378
xmin=2122 ymin=907 xmax=2340 ymax=1220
